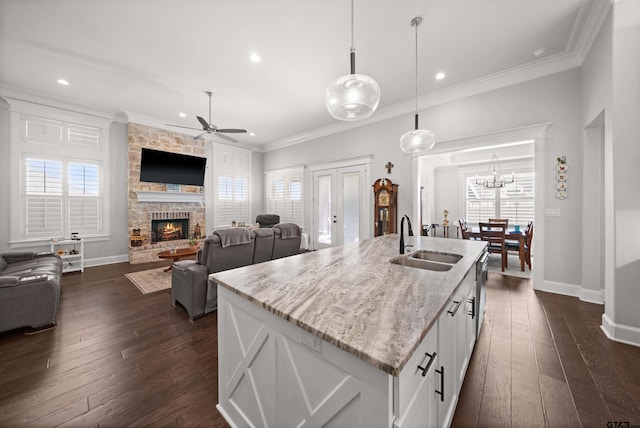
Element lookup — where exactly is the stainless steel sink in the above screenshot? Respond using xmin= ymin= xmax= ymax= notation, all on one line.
xmin=389 ymin=256 xmax=453 ymax=271
xmin=410 ymin=250 xmax=462 ymax=264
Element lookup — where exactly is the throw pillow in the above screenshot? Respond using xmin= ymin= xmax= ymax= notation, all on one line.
xmin=0 ymin=257 xmax=7 ymax=272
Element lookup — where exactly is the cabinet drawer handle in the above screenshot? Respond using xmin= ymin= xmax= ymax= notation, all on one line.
xmin=467 ymin=297 xmax=475 ymax=319
xmin=435 ymin=365 xmax=444 ymax=401
xmin=447 ymin=300 xmax=462 ymax=316
xmin=417 ymin=352 xmax=437 ymax=377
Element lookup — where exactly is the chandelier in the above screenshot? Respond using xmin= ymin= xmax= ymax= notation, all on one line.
xmin=476 ymin=154 xmax=515 ymax=188
xmin=325 ymin=0 xmax=381 ymax=121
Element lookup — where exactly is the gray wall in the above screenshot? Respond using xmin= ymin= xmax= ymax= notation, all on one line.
xmin=264 ymin=68 xmax=584 ymax=288
xmin=0 ymin=99 xmax=131 ymax=265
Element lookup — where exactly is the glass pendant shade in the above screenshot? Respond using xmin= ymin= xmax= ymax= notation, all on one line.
xmin=400 ymin=16 xmax=435 ymax=154
xmin=325 ymin=73 xmax=381 ymax=121
xmin=400 ymin=126 xmax=436 ymax=153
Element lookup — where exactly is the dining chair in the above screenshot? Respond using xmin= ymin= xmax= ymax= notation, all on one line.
xmin=506 ymin=221 xmax=533 ymax=270
xmin=479 ymin=222 xmax=507 ymax=271
xmin=488 ymin=218 xmax=509 ymax=228
xmin=524 ymin=221 xmax=533 ymax=269
xmin=459 ymin=219 xmax=471 ymax=240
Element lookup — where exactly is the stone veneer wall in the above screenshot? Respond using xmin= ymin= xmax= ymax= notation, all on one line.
xmin=128 ymin=123 xmax=206 ymax=264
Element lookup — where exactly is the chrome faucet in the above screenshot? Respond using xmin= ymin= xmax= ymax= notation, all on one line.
xmin=399 ymin=215 xmax=414 ymax=254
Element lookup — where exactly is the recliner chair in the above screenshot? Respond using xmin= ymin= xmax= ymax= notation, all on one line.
xmin=255 ymin=214 xmax=280 ymax=228
xmin=172 ymin=228 xmax=254 ymax=321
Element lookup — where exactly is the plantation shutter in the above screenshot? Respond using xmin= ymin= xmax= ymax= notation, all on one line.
xmin=465 ymin=176 xmax=496 ymax=225
xmin=68 ymin=163 xmax=101 ymax=233
xmin=499 ymin=172 xmax=535 ymax=226
xmin=265 ymin=170 xmax=303 ymax=227
xmin=214 ymin=149 xmax=251 ymax=227
xmin=24 ymin=159 xmax=64 ymax=235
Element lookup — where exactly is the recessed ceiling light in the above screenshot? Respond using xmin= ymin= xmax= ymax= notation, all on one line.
xmin=249 ymin=53 xmax=261 ymax=63
xmin=533 ymin=48 xmax=547 ymax=58
xmin=249 ymin=132 xmax=256 ymax=136
xmin=57 ymin=79 xmax=69 ymax=86
xmin=179 ymin=112 xmax=187 ymax=118
xmin=435 ymin=72 xmax=446 ymax=80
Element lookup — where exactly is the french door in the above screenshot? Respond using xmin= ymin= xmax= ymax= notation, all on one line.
xmin=312 ymin=164 xmax=369 ymax=250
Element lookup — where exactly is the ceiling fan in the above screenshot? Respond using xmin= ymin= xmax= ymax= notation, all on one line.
xmin=167 ymin=91 xmax=247 ymax=143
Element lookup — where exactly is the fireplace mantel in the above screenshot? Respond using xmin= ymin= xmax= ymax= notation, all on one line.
xmin=134 ymin=190 xmax=204 ymax=203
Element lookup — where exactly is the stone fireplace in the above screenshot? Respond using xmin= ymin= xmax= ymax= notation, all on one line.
xmin=127 ymin=123 xmax=207 ymax=264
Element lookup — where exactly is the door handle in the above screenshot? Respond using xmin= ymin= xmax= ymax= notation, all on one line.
xmin=447 ymin=300 xmax=462 ymax=316
xmin=435 ymin=366 xmax=444 ymax=401
xmin=417 ymin=352 xmax=437 ymax=377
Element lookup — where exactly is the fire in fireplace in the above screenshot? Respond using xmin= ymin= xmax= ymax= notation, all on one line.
xmin=151 ymin=218 xmax=189 ymax=243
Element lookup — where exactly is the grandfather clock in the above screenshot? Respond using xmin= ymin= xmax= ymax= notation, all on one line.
xmin=373 ymin=178 xmax=398 ymax=236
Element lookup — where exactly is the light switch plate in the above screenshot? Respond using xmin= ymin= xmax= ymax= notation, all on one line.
xmin=545 ymin=208 xmax=561 ymax=217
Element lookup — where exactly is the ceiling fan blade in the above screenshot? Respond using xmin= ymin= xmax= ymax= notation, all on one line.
xmin=216 ymin=129 xmax=247 ymax=134
xmin=194 ymin=132 xmax=209 ymax=140
xmin=214 ymin=132 xmax=238 ymax=143
xmin=196 ymin=116 xmax=211 ymax=131
xmin=166 ymin=124 xmax=202 ymax=131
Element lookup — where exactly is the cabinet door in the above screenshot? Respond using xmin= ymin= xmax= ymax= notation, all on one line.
xmin=394 ymin=323 xmax=438 ymax=428
xmin=437 ymin=298 xmax=459 ymax=428
xmin=455 ymin=287 xmax=476 ymax=388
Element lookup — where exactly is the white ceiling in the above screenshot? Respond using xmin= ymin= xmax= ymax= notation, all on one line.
xmin=0 ymin=0 xmax=606 ymax=151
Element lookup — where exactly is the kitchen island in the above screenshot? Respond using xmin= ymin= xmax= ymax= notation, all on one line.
xmin=211 ymin=234 xmax=487 ymax=427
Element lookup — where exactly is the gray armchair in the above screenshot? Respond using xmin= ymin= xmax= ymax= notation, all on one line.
xmin=172 ymin=228 xmax=255 ymax=321
xmin=272 ymin=223 xmax=302 ymax=259
xmin=255 ymin=214 xmax=280 ymax=228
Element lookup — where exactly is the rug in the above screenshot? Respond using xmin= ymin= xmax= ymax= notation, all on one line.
xmin=125 ymin=267 xmax=172 ymax=294
xmin=487 ymin=253 xmax=532 ymax=279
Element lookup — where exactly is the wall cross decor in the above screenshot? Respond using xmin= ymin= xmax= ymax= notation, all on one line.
xmin=385 ymin=162 xmax=394 ymax=174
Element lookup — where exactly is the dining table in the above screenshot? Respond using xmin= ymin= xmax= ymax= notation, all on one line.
xmin=467 ymin=228 xmax=526 ymax=271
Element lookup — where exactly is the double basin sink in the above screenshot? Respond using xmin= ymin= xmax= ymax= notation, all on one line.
xmin=389 ymin=250 xmax=462 ymax=272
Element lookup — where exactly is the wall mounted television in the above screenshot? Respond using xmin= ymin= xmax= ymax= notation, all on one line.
xmin=139 ymin=148 xmax=207 ymax=187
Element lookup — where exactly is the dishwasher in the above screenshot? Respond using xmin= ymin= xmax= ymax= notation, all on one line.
xmin=475 ymin=250 xmax=489 ymax=338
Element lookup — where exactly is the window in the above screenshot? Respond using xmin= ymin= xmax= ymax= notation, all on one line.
xmin=265 ymin=169 xmax=303 ymax=227
xmin=23 ymin=158 xmax=102 ymax=238
xmin=9 ymin=100 xmax=110 ymax=243
xmin=217 ymin=176 xmax=249 ymax=226
xmin=465 ymin=171 xmax=534 ymax=226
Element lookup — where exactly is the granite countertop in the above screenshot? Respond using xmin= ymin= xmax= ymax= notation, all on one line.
xmin=210 ymin=234 xmax=487 ymax=376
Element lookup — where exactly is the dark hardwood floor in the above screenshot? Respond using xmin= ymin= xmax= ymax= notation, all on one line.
xmin=453 ymin=272 xmax=640 ymax=428
xmin=1 ymin=263 xmax=638 ymax=427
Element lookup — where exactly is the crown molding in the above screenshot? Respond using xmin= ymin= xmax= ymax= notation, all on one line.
xmin=0 ymin=83 xmax=116 ymax=122
xmin=262 ymin=52 xmax=578 ymax=153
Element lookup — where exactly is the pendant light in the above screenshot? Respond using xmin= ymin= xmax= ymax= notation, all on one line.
xmin=400 ymin=17 xmax=435 ymax=153
xmin=325 ymin=0 xmax=381 ymax=121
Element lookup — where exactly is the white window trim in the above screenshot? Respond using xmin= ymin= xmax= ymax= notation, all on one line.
xmin=210 ymin=143 xmax=253 ymax=230
xmin=7 ymin=98 xmax=111 ymax=245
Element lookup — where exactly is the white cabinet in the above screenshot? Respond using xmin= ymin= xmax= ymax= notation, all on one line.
xmin=394 ymin=320 xmax=438 ymax=428
xmin=438 ymin=270 xmax=476 ymax=428
xmin=217 ymin=286 xmax=392 ymax=428
xmin=50 ymin=239 xmax=84 ymax=273
xmin=217 ymin=258 xmax=484 ymax=428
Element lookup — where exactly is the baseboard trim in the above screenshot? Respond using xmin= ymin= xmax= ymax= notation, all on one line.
xmin=535 ymin=280 xmax=604 ymax=304
xmin=85 ymin=254 xmax=128 ymax=267
xmin=601 ymin=313 xmax=640 ymax=347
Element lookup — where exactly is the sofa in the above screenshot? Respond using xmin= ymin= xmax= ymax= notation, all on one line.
xmin=0 ymin=252 xmax=63 ymax=333
xmin=171 ymin=223 xmax=302 ymax=321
